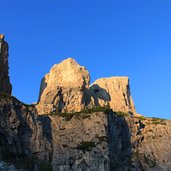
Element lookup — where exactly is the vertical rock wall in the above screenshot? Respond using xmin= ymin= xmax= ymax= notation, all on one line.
xmin=36 ymin=58 xmax=136 ymax=115
xmin=0 ymin=34 xmax=12 ymax=94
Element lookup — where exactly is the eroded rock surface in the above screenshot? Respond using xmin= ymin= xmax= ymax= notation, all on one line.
xmin=37 ymin=58 xmax=136 ymax=115
xmin=0 ymin=35 xmax=12 ymax=94
xmin=50 ymin=111 xmax=131 ymax=171
xmin=36 ymin=58 xmax=91 ymax=114
xmin=130 ymin=118 xmax=171 ymax=170
xmin=1 ymin=94 xmax=171 ymax=171
xmin=90 ymin=77 xmax=136 ymax=115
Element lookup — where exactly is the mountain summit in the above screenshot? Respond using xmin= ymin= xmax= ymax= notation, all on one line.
xmin=36 ymin=58 xmax=136 ymax=115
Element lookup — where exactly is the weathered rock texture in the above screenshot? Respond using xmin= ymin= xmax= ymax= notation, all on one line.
xmin=128 ymin=117 xmax=171 ymax=170
xmin=37 ymin=58 xmax=136 ymax=115
xmin=90 ymin=77 xmax=136 ymax=115
xmin=36 ymin=58 xmax=91 ymax=114
xmin=0 ymin=34 xmax=12 ymax=94
xmin=0 ymin=94 xmax=52 ymax=170
xmin=1 ymin=94 xmax=171 ymax=171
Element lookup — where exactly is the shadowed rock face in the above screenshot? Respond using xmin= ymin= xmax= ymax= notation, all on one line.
xmin=36 ymin=58 xmax=136 ymax=115
xmin=0 ymin=93 xmax=52 ymax=170
xmin=0 ymin=35 xmax=12 ymax=94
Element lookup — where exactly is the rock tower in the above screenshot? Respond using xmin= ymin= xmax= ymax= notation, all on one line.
xmin=0 ymin=34 xmax=12 ymax=94
xmin=36 ymin=58 xmax=136 ymax=115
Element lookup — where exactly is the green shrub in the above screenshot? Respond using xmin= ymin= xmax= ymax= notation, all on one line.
xmin=76 ymin=141 xmax=96 ymax=152
xmin=49 ymin=104 xmax=111 ymax=121
xmin=114 ymin=111 xmax=129 ymax=117
xmin=134 ymin=116 xmax=147 ymax=121
xmin=151 ymin=117 xmax=166 ymax=125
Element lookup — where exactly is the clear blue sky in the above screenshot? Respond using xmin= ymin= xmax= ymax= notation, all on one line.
xmin=1 ymin=0 xmax=171 ymax=119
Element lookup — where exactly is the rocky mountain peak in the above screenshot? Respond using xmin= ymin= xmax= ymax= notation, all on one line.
xmin=47 ymin=57 xmax=90 ymax=89
xmin=36 ymin=58 xmax=90 ymax=114
xmin=36 ymin=58 xmax=136 ymax=115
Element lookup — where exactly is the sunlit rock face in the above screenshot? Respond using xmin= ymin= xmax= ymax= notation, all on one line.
xmin=36 ymin=58 xmax=92 ymax=114
xmin=37 ymin=58 xmax=137 ymax=115
xmin=90 ymin=77 xmax=136 ymax=115
xmin=0 ymin=34 xmax=12 ymax=94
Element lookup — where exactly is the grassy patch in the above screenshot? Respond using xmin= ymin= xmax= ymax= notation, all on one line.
xmin=114 ymin=111 xmax=129 ymax=117
xmin=49 ymin=105 xmax=110 ymax=121
xmin=151 ymin=117 xmax=166 ymax=125
xmin=76 ymin=141 xmax=96 ymax=152
xmin=134 ymin=116 xmax=147 ymax=121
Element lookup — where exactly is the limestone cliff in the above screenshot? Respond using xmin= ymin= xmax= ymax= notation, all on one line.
xmin=90 ymin=77 xmax=136 ymax=115
xmin=1 ymin=94 xmax=171 ymax=171
xmin=0 ymin=34 xmax=12 ymax=94
xmin=1 ymin=37 xmax=171 ymax=171
xmin=37 ymin=58 xmax=136 ymax=115
xmin=36 ymin=58 xmax=91 ymax=114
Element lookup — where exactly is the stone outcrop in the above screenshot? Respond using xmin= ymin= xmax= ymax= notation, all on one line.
xmin=36 ymin=58 xmax=91 ymax=114
xmin=37 ymin=58 xmax=136 ymax=115
xmin=0 ymin=34 xmax=12 ymax=94
xmin=90 ymin=77 xmax=136 ymax=115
